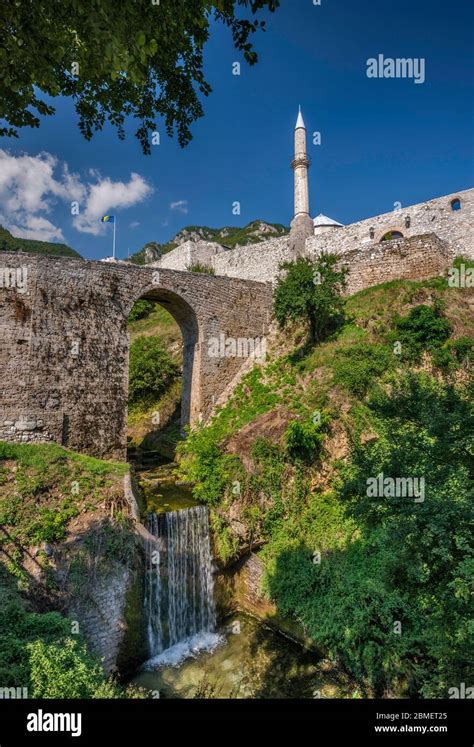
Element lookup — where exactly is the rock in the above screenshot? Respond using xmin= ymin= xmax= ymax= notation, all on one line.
xmin=15 ymin=419 xmax=37 ymax=431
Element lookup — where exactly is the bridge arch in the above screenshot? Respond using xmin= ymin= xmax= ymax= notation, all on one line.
xmin=127 ymin=284 xmax=201 ymax=427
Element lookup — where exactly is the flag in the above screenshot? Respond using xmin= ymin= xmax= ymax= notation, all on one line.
xmin=100 ymin=215 xmax=115 ymax=224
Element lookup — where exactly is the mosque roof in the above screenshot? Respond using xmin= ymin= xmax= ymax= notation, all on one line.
xmin=313 ymin=213 xmax=344 ymax=227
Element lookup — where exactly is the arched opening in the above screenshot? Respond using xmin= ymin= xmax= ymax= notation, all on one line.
xmin=451 ymin=198 xmax=461 ymax=211
xmin=380 ymin=230 xmax=404 ymax=242
xmin=125 ymin=287 xmax=200 ymax=481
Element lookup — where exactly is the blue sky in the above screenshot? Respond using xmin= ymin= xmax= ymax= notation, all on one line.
xmin=1 ymin=0 xmax=473 ymax=260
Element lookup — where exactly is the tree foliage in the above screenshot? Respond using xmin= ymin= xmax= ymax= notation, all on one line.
xmin=128 ymin=300 xmax=156 ymax=323
xmin=273 ymin=254 xmax=348 ymax=343
xmin=129 ymin=336 xmax=179 ymax=407
xmin=0 ymin=0 xmax=279 ymax=153
xmin=265 ymin=373 xmax=474 ymax=696
xmin=0 ymin=568 xmax=118 ymax=698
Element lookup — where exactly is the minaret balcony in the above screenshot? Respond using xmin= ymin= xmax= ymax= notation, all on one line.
xmin=291 ymin=156 xmax=311 ymax=169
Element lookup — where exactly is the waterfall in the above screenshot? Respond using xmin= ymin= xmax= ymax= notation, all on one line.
xmin=144 ymin=505 xmax=220 ymax=667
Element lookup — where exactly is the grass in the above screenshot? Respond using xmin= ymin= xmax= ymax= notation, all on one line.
xmin=0 ymin=442 xmax=128 ymax=551
xmin=128 ymin=304 xmax=180 ymax=345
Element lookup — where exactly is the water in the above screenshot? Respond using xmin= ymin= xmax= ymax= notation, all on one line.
xmin=145 ymin=505 xmax=220 ymax=661
xmin=136 ymin=457 xmax=358 ymax=699
xmin=132 ymin=613 xmax=358 ymax=699
xmin=138 ymin=460 xmax=198 ymax=514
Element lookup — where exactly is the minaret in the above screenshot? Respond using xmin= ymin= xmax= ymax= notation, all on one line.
xmin=289 ymin=107 xmax=314 ymax=254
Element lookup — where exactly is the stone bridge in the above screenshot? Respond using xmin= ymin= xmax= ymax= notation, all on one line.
xmin=0 ymin=253 xmax=272 ymax=459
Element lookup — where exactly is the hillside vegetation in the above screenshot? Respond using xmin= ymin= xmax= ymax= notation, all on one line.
xmin=176 ymin=264 xmax=473 ymax=698
xmin=0 ymin=225 xmax=81 ymax=259
xmin=0 ymin=442 xmax=136 ymax=698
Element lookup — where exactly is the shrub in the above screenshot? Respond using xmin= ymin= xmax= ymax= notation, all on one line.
xmin=390 ymin=303 xmax=451 ymax=360
xmin=128 ymin=299 xmax=155 ymax=322
xmin=432 ymin=336 xmax=473 ymax=372
xmin=129 ymin=337 xmax=179 ymax=408
xmin=273 ymin=253 xmax=348 ymax=344
xmin=333 ymin=343 xmax=393 ymax=396
xmin=284 ymin=415 xmax=328 ymax=463
xmin=27 ymin=638 xmax=118 ymax=698
xmin=187 ymin=263 xmax=215 ymax=275
xmin=264 ymin=372 xmax=473 ymax=696
xmin=0 ymin=568 xmax=120 ymax=697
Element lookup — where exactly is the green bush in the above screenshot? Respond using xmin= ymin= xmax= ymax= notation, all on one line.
xmin=27 ymin=639 xmax=117 ymax=698
xmin=284 ymin=415 xmax=328 ymax=463
xmin=29 ymin=504 xmax=79 ymax=543
xmin=128 ymin=299 xmax=156 ymax=322
xmin=264 ymin=373 xmax=473 ymax=696
xmin=333 ymin=343 xmax=393 ymax=396
xmin=177 ymin=427 xmax=242 ymax=508
xmin=432 ymin=336 xmax=473 ymax=372
xmin=129 ymin=336 xmax=180 ymax=408
xmin=0 ymin=569 xmax=119 ymax=697
xmin=187 ymin=263 xmax=216 ymax=275
xmin=390 ymin=303 xmax=451 ymax=360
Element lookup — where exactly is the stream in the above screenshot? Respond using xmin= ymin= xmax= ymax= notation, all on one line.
xmin=129 ymin=454 xmax=358 ymax=699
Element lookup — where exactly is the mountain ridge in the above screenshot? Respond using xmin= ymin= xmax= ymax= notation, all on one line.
xmin=127 ymin=220 xmax=289 ymax=265
xmin=0 ymin=225 xmax=81 ymax=259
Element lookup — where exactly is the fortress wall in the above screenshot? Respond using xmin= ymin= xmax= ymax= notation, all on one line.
xmin=212 ymin=236 xmax=291 ymax=282
xmin=339 ymin=233 xmax=452 ymax=296
xmin=158 ymin=240 xmax=224 ymax=271
xmin=157 ymin=235 xmax=292 ymax=283
xmin=156 ymin=189 xmax=473 ymax=286
xmin=306 ymin=188 xmax=474 ymax=260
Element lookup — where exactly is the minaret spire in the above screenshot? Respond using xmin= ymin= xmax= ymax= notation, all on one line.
xmin=289 ymin=107 xmax=314 ymax=254
xmin=295 ymin=105 xmax=305 ymax=130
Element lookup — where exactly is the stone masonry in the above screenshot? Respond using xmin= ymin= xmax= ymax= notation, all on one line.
xmin=0 ymin=253 xmax=272 ymax=459
xmin=157 ymin=188 xmax=474 ymax=284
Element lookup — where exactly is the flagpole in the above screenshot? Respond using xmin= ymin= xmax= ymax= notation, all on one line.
xmin=113 ymin=218 xmax=116 ymax=260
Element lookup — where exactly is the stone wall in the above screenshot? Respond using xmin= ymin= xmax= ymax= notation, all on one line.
xmin=340 ymin=233 xmax=452 ymax=296
xmin=158 ymin=239 xmax=225 ymax=271
xmin=212 ymin=236 xmax=291 ymax=282
xmin=306 ymin=187 xmax=474 ymax=260
xmin=0 ymin=253 xmax=272 ymax=459
xmin=155 ymin=188 xmax=473 ymax=284
xmin=68 ymin=564 xmax=133 ymax=675
xmin=156 ymin=235 xmax=291 ymax=284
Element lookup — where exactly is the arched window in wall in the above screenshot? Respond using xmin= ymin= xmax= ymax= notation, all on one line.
xmin=451 ymin=198 xmax=461 ymax=211
xmin=380 ymin=230 xmax=404 ymax=242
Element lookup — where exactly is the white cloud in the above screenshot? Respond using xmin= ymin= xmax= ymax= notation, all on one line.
xmin=73 ymin=173 xmax=152 ymax=235
xmin=129 ymin=221 xmax=140 ymax=229
xmin=7 ymin=216 xmax=66 ymax=242
xmin=170 ymin=199 xmax=189 ymax=214
xmin=0 ymin=149 xmax=153 ymax=242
